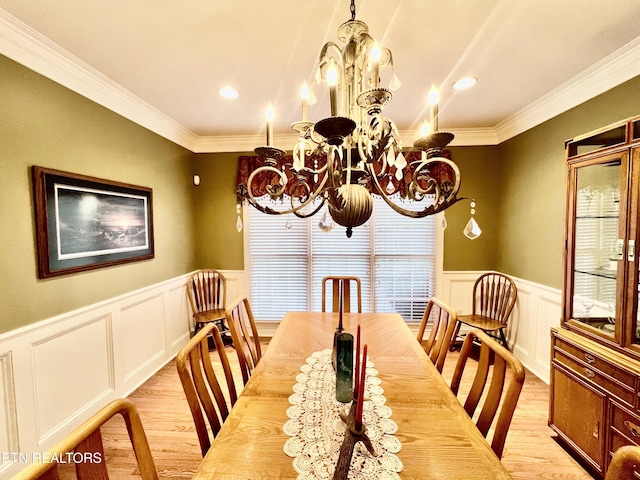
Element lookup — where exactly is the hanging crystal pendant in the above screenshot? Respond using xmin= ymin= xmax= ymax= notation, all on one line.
xmin=285 ymin=219 xmax=293 ymax=230
xmin=388 ymin=73 xmax=402 ymax=91
xmin=463 ymin=217 xmax=481 ymax=239
xmin=386 ymin=150 xmax=395 ymax=167
xmin=318 ymin=208 xmax=335 ymax=233
xmin=463 ymin=200 xmax=481 ymax=239
xmin=386 ymin=177 xmax=395 ymax=195
xmin=441 ymin=213 xmax=448 ymax=230
xmin=235 ymin=203 xmax=243 ymax=232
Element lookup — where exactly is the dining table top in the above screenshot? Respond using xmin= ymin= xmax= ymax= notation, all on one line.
xmin=192 ymin=311 xmax=512 ymax=479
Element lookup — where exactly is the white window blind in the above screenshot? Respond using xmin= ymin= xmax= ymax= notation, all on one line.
xmin=246 ymin=194 xmax=440 ymax=323
xmin=373 ymin=197 xmax=438 ymax=321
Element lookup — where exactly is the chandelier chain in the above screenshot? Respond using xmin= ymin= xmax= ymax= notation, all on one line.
xmin=350 ymin=0 xmax=356 ymax=21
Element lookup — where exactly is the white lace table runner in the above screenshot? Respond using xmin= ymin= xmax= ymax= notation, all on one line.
xmin=283 ymin=349 xmax=402 ymax=480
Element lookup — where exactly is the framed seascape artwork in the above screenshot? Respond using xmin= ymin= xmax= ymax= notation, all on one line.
xmin=32 ymin=166 xmax=154 ymax=278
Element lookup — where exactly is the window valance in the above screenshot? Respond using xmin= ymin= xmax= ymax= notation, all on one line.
xmin=235 ymin=150 xmax=455 ymax=202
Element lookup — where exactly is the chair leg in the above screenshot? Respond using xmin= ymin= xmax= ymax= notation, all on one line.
xmin=498 ymin=328 xmax=509 ymax=350
xmin=218 ymin=319 xmax=234 ymax=346
xmin=449 ymin=321 xmax=463 ymax=352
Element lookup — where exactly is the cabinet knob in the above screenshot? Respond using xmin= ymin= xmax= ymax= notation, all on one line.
xmin=624 ymin=420 xmax=640 ymax=437
xmin=584 ymin=353 xmax=595 ymax=364
xmin=584 ymin=368 xmax=595 ymax=378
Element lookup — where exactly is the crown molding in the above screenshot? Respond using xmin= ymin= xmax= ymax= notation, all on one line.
xmin=194 ymin=127 xmax=499 ymax=153
xmin=2 ymin=7 xmax=639 ymax=153
xmin=495 ymin=36 xmax=640 ymax=143
xmin=0 ymin=9 xmax=198 ymax=152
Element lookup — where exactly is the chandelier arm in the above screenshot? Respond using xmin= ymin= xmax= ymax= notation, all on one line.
xmin=318 ymin=42 xmax=345 ymax=78
xmin=292 ymin=197 xmax=326 ymax=218
xmin=412 ymin=157 xmax=462 ymax=200
xmin=246 ymin=166 xmax=330 ymax=216
xmin=309 ymin=128 xmax=327 ymax=146
xmin=292 ymin=139 xmax=330 ymax=176
xmin=382 ymin=48 xmax=393 ymax=69
xmin=365 ymin=158 xmax=464 ymax=218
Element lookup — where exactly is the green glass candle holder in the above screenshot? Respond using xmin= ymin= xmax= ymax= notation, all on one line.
xmin=335 ymin=332 xmax=354 ymax=403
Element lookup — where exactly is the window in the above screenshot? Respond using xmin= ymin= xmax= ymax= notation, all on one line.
xmin=244 ymin=195 xmax=443 ymax=323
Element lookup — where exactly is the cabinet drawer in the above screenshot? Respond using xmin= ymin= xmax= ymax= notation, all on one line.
xmin=611 ymin=403 xmax=640 ymax=446
xmin=610 ymin=403 xmax=640 ymax=477
xmin=554 ymin=350 xmax=636 ymax=408
xmin=555 ymin=337 xmax=637 ymax=388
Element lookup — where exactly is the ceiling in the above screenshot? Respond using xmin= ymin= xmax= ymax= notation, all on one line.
xmin=2 ymin=0 xmax=640 ymax=153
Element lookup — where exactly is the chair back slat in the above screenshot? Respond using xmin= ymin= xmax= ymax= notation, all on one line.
xmin=75 ymin=429 xmax=108 ymax=480
xmin=416 ymin=297 xmax=458 ymax=373
xmin=476 ymin=355 xmax=507 ymax=436
xmin=176 ymin=324 xmax=237 ymax=457
xmin=226 ymin=296 xmax=262 ymax=385
xmin=461 ymin=340 xmax=491 ymax=417
xmin=187 ymin=269 xmax=227 ymax=315
xmin=473 ymin=273 xmax=517 ymax=326
xmin=322 ymin=276 xmax=362 ymax=313
xmin=450 ymin=329 xmax=525 ymax=459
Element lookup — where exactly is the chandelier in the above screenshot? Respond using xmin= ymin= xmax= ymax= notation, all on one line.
xmin=245 ymin=0 xmax=463 ymax=237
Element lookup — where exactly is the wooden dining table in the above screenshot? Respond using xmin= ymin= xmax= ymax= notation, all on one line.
xmin=192 ymin=311 xmax=512 ymax=479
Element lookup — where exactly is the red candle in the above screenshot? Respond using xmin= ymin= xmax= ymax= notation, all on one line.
xmin=354 ymin=324 xmax=361 ymax=400
xmin=355 ymin=345 xmax=367 ymax=431
xmin=338 ymin=280 xmax=344 ymax=331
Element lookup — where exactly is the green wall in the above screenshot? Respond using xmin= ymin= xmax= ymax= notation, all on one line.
xmin=193 ymin=152 xmax=245 ymax=269
xmin=497 ymin=76 xmax=640 ymax=289
xmin=0 ymin=55 xmax=198 ymax=334
xmin=443 ymin=145 xmax=500 ymax=271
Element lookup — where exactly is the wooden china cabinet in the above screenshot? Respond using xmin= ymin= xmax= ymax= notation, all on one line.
xmin=550 ymin=115 xmax=640 ymax=478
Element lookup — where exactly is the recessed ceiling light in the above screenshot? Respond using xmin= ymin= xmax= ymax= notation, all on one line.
xmin=218 ymin=87 xmax=239 ymax=99
xmin=452 ymin=77 xmax=477 ymax=91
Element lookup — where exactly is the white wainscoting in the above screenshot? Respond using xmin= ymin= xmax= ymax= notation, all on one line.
xmin=0 ymin=268 xmax=556 ymax=478
xmin=0 ymin=275 xmax=186 ymax=478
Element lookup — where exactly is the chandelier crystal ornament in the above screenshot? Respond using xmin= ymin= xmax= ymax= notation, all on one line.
xmin=246 ymin=0 xmax=464 ymax=237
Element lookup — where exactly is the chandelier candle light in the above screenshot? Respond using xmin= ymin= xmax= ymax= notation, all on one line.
xmin=246 ymin=0 xmax=465 ymax=237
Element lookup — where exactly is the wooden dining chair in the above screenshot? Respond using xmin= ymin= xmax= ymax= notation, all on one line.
xmin=451 ymin=272 xmax=517 ymax=349
xmin=14 ymin=398 xmax=158 ymax=480
xmin=416 ymin=297 xmax=458 ymax=373
xmin=450 ymin=329 xmax=525 ymax=459
xmin=606 ymin=445 xmax=640 ymax=479
xmin=176 ymin=323 xmax=238 ymax=457
xmin=322 ymin=276 xmax=362 ymax=313
xmin=186 ymin=269 xmax=229 ymax=340
xmin=226 ymin=295 xmax=262 ymax=385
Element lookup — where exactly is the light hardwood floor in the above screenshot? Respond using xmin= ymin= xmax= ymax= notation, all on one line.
xmin=99 ymin=342 xmax=595 ymax=480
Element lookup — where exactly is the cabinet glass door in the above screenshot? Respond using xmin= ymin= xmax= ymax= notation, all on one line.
xmin=571 ymin=160 xmax=622 ymax=336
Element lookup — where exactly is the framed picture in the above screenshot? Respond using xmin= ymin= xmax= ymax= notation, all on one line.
xmin=32 ymin=166 xmax=154 ymax=278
